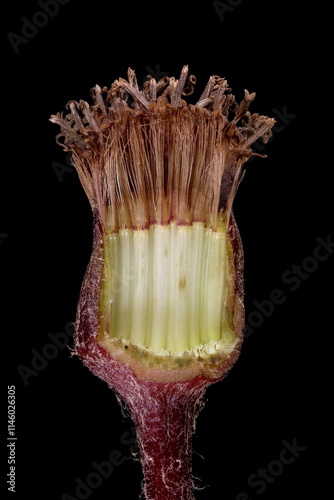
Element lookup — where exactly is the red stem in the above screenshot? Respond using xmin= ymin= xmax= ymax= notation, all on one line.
xmin=125 ymin=378 xmax=210 ymax=500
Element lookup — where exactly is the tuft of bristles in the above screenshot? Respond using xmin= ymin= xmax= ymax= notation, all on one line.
xmin=50 ymin=66 xmax=274 ymax=232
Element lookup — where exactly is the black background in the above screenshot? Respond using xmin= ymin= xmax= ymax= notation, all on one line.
xmin=2 ymin=1 xmax=331 ymax=499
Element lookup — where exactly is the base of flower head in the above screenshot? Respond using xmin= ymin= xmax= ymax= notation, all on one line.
xmin=75 ymin=215 xmax=243 ymax=383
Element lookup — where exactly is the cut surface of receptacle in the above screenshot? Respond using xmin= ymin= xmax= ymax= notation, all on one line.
xmin=98 ymin=217 xmax=239 ymax=378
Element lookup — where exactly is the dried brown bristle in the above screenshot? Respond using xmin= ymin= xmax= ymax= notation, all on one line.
xmin=50 ymin=66 xmax=274 ymax=233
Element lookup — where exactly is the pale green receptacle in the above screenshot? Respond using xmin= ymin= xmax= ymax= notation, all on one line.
xmin=99 ymin=220 xmax=236 ymax=354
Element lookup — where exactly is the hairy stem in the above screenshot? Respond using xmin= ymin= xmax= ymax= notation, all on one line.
xmin=122 ymin=378 xmax=209 ymax=500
